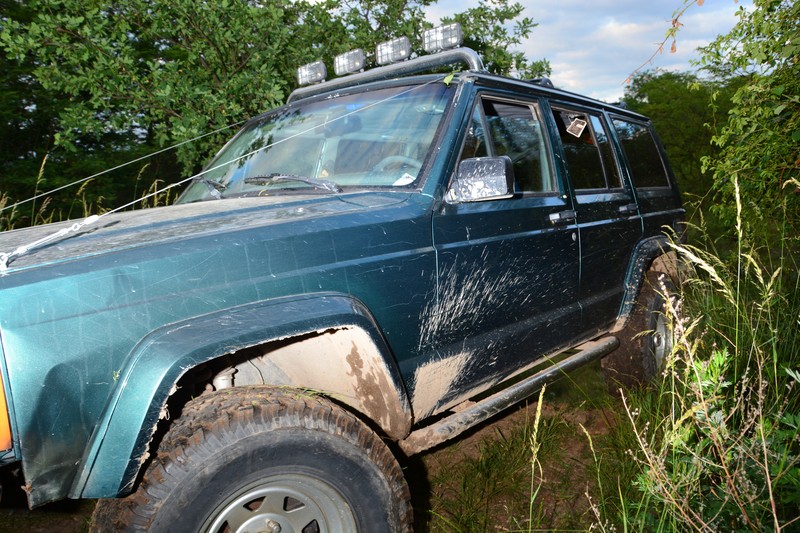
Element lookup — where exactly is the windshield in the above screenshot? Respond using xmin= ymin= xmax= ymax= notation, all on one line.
xmin=179 ymin=82 xmax=452 ymax=202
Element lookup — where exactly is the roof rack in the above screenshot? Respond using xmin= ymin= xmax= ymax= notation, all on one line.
xmin=529 ymin=77 xmax=554 ymax=88
xmin=287 ymin=47 xmax=485 ymax=104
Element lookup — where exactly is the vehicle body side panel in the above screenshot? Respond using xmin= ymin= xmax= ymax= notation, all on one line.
xmin=0 ymin=194 xmax=435 ymax=506
xmin=428 ymin=196 xmax=581 ymax=416
xmin=73 ymin=293 xmax=408 ymax=498
xmin=0 ymin=343 xmax=15 ymax=460
xmin=419 ymin=86 xmax=583 ymax=417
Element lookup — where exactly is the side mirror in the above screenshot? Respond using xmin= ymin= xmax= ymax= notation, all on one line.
xmin=447 ymin=156 xmax=515 ymax=203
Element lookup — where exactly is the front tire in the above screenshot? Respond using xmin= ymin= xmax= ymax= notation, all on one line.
xmin=91 ymin=386 xmax=412 ymax=533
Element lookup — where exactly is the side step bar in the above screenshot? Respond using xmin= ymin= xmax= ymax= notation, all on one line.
xmin=399 ymin=336 xmax=619 ymax=455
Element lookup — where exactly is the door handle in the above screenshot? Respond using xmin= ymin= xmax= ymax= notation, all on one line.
xmin=549 ymin=209 xmax=576 ymax=225
xmin=618 ymin=203 xmax=638 ymax=216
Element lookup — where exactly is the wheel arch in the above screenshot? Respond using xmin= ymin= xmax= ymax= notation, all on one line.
xmin=70 ymin=292 xmax=412 ymax=499
xmin=612 ymin=236 xmax=679 ymax=332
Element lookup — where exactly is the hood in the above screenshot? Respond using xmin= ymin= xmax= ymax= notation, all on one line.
xmin=0 ymin=192 xmax=412 ymax=273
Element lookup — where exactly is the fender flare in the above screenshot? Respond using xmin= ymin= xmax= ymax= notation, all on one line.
xmin=612 ymin=236 xmax=678 ymax=332
xmin=71 ymin=292 xmax=411 ymax=498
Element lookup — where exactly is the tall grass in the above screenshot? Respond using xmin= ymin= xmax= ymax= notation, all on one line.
xmin=0 ymin=156 xmax=51 ymax=231
xmin=0 ymin=155 xmax=170 ymax=233
xmin=593 ymin=188 xmax=800 ymax=531
xmin=0 ymin=193 xmax=16 ymax=232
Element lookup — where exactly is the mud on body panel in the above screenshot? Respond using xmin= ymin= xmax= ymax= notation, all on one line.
xmin=210 ymin=327 xmax=413 ymax=439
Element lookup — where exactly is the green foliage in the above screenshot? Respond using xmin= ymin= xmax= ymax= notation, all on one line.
xmin=592 ymin=5 xmax=800 ymax=522
xmin=589 ymin=172 xmax=800 ymax=531
xmin=0 ymin=0 xmax=542 ymax=226
xmin=622 ymin=71 xmax=739 ymax=203
xmin=697 ymin=0 xmax=800 ymax=244
xmin=0 ymin=0 xmax=541 ymax=171
xmin=0 ymin=1 xmax=202 ymax=224
xmin=608 ymin=230 xmax=800 ymax=531
xmin=320 ymin=0 xmax=433 ymax=53
xmin=1 ymin=0 xmax=308 ymax=171
xmin=441 ymin=0 xmax=550 ymax=78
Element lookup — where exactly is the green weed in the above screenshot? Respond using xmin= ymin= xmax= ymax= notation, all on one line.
xmin=425 ymin=390 xmax=570 ymax=532
xmin=590 ymin=188 xmax=800 ymax=532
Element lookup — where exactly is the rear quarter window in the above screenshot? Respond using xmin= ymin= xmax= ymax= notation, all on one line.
xmin=611 ymin=119 xmax=670 ymax=188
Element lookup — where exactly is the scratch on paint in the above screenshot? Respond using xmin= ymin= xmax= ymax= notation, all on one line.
xmin=417 ymin=248 xmax=531 ymax=353
xmin=411 ymin=247 xmax=534 ymax=417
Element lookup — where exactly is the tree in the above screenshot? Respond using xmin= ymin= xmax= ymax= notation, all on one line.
xmin=0 ymin=0 xmax=542 ymax=212
xmin=1 ymin=0 xmax=312 ymax=173
xmin=622 ymin=70 xmax=740 ymax=217
xmin=0 ymin=1 xmax=183 ymax=228
xmin=697 ymin=0 xmax=800 ymax=240
xmin=442 ymin=0 xmax=549 ymax=78
xmin=0 ymin=1 xmax=62 ymax=216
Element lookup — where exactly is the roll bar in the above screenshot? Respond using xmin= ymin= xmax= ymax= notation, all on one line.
xmin=287 ymin=47 xmax=485 ymax=103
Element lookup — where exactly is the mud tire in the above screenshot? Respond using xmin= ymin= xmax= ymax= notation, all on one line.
xmin=90 ymin=386 xmax=412 ymax=533
xmin=601 ymin=271 xmax=675 ymax=389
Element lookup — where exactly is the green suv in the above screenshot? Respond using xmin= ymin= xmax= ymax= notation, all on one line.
xmin=0 ymin=34 xmax=683 ymax=532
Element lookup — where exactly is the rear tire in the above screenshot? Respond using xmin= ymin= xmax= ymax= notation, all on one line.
xmin=91 ymin=386 xmax=412 ymax=533
xmin=601 ymin=271 xmax=676 ymax=389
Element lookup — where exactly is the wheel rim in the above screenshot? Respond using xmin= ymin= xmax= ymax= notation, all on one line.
xmin=202 ymin=473 xmax=357 ymax=533
xmin=651 ymin=311 xmax=670 ymax=371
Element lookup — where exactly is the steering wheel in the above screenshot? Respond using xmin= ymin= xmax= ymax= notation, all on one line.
xmin=372 ymin=155 xmax=423 ymax=173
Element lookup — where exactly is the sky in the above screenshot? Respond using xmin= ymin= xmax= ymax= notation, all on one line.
xmin=424 ymin=0 xmax=749 ymax=102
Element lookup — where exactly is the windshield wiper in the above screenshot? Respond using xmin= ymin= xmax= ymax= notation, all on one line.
xmin=244 ymin=174 xmax=343 ymax=194
xmin=192 ymin=178 xmax=227 ymax=199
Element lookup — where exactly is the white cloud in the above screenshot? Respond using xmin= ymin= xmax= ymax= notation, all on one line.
xmin=424 ymin=0 xmax=749 ymax=102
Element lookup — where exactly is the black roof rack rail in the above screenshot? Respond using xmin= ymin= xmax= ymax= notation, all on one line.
xmin=287 ymin=47 xmax=485 ymax=103
xmin=528 ymin=77 xmax=554 ymax=88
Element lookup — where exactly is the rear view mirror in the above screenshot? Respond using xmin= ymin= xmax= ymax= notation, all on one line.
xmin=448 ymin=156 xmax=514 ymax=203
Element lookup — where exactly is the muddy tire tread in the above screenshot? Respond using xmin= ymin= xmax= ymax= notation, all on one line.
xmin=90 ymin=386 xmax=412 ymax=532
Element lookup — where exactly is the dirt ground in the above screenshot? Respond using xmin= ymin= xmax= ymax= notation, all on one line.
xmin=411 ymin=361 xmax=618 ymax=531
xmin=0 ymin=491 xmax=94 ymax=533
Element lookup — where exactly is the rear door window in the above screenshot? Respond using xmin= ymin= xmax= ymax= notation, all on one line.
xmin=551 ymin=108 xmax=622 ymax=191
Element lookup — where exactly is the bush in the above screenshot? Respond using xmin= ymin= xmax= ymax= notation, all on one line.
xmin=594 ymin=189 xmax=800 ymax=531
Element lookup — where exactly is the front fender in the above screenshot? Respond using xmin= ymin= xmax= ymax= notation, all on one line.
xmin=71 ymin=292 xmax=410 ymax=499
